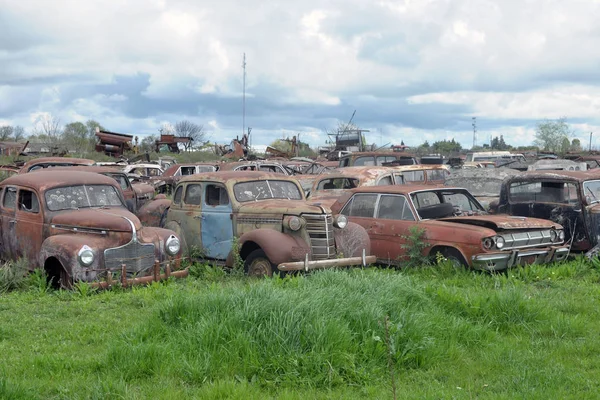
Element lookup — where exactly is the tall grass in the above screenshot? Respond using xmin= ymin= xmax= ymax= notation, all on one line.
xmin=105 ymin=268 xmax=575 ymax=390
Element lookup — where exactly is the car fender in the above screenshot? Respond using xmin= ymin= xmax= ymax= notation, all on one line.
xmin=38 ymin=235 xmax=105 ymax=281
xmin=235 ymin=229 xmax=310 ymax=266
xmin=333 ymin=221 xmax=371 ymax=258
xmin=138 ymin=198 xmax=172 ymax=227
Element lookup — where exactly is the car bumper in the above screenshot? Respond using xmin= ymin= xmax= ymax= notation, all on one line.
xmin=471 ymin=245 xmax=570 ymax=271
xmin=277 ymin=254 xmax=377 ymax=272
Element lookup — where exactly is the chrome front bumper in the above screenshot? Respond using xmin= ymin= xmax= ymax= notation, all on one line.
xmin=471 ymin=245 xmax=570 ymax=271
xmin=277 ymin=250 xmax=376 ymax=272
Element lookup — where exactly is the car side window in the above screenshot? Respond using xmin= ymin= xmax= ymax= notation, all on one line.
xmin=393 ymin=174 xmax=405 ymax=184
xmin=3 ymin=187 xmax=16 ymax=209
xmin=377 ymin=195 xmax=414 ymax=221
xmin=205 ymin=184 xmax=229 ymax=206
xmin=377 ymin=175 xmax=393 ymax=186
xmin=181 ymin=166 xmax=196 ymax=176
xmin=184 ymin=184 xmax=202 ymax=205
xmin=343 ymin=194 xmax=378 ymax=217
xmin=173 ymin=185 xmax=183 ymax=204
xmin=18 ymin=190 xmax=40 ymax=213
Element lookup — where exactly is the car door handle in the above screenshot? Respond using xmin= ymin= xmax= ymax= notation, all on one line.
xmin=9 ymin=220 xmax=16 ymax=225
xmin=193 ymin=215 xmax=205 ymax=220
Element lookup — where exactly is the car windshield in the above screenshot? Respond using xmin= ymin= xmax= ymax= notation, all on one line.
xmin=316 ymin=178 xmax=359 ymax=191
xmin=234 ymin=180 xmax=303 ymax=202
xmin=583 ymin=180 xmax=600 ymax=204
xmin=426 ymin=169 xmax=448 ymax=181
xmin=509 ymin=181 xmax=579 ymax=205
xmin=410 ymin=189 xmax=485 ymax=218
xmin=45 ymin=185 xmax=123 ymax=211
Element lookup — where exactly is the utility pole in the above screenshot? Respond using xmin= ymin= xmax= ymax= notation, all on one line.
xmin=590 ymin=132 xmax=593 ymax=152
xmin=472 ymin=117 xmax=477 ymax=148
xmin=242 ymin=53 xmax=246 ymax=138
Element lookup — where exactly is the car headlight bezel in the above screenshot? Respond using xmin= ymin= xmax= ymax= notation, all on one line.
xmin=550 ymin=229 xmax=558 ymax=242
xmin=333 ymin=214 xmax=348 ymax=229
xmin=482 ymin=237 xmax=494 ymax=250
xmin=287 ymin=216 xmax=304 ymax=231
xmin=78 ymin=245 xmax=95 ymax=267
xmin=558 ymin=230 xmax=565 ymax=241
xmin=165 ymin=235 xmax=181 ymax=256
xmin=495 ymin=236 xmax=505 ymax=249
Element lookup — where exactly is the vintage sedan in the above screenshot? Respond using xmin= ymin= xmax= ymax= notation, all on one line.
xmin=494 ymin=170 xmax=600 ymax=254
xmin=49 ymin=166 xmax=155 ymax=214
xmin=307 ymin=166 xmax=406 ymax=207
xmin=331 ymin=185 xmax=569 ymax=271
xmin=18 ymin=157 xmax=96 ymax=173
xmin=0 ymin=170 xmax=183 ymax=288
xmin=156 ymin=162 xmax=220 ymax=193
xmin=141 ymin=171 xmax=375 ymax=276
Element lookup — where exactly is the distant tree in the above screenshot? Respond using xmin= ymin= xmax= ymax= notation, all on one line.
xmin=431 ymin=139 xmax=462 ymax=155
xmin=31 ymin=114 xmax=62 ymax=144
xmin=560 ymin=137 xmax=571 ymax=155
xmin=491 ymin=135 xmax=511 ymax=150
xmin=174 ymin=120 xmax=205 ymax=151
xmin=534 ymin=118 xmax=571 ymax=152
xmin=571 ymin=138 xmax=582 ymax=152
xmin=13 ymin=126 xmax=25 ymax=141
xmin=140 ymin=135 xmax=158 ymax=153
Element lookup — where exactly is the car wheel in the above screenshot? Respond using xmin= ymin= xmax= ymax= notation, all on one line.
xmin=244 ymin=249 xmax=275 ymax=277
xmin=440 ymin=248 xmax=468 ymax=268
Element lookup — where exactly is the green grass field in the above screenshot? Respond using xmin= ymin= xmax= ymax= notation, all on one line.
xmin=1 ymin=258 xmax=600 ymax=399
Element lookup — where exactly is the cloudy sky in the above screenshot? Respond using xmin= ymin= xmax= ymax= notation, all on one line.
xmin=2 ymin=0 xmax=600 ymax=150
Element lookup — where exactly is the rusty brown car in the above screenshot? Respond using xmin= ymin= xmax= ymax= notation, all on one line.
xmin=18 ymin=157 xmax=96 ymax=174
xmin=141 ymin=171 xmax=375 ymax=276
xmin=332 ymin=185 xmax=569 ymax=271
xmin=307 ymin=166 xmax=406 ymax=207
xmin=0 ymin=170 xmax=184 ymax=288
xmin=49 ymin=166 xmax=156 ymax=214
xmin=156 ymin=162 xmax=220 ymax=193
xmin=494 ymin=170 xmax=600 ymax=254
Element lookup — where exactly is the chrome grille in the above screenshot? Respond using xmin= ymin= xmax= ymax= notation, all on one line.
xmin=303 ymin=214 xmax=335 ymax=259
xmin=500 ymin=230 xmax=557 ymax=250
xmin=104 ymin=240 xmax=156 ymax=276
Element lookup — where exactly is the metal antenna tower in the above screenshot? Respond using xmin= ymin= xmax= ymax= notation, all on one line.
xmin=242 ymin=53 xmax=246 ymax=137
xmin=472 ymin=117 xmax=477 ymax=148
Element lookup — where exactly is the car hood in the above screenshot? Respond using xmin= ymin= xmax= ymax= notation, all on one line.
xmin=51 ymin=207 xmax=142 ymax=232
xmin=438 ymin=215 xmax=562 ymax=230
xmin=132 ymin=183 xmax=155 ymax=196
xmin=237 ymin=199 xmax=328 ymax=215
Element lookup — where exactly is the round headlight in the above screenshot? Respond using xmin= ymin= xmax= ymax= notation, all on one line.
xmin=78 ymin=245 xmax=95 ymax=267
xmin=550 ymin=229 xmax=558 ymax=242
xmin=288 ymin=216 xmax=303 ymax=231
xmin=334 ymin=214 xmax=348 ymax=229
xmin=495 ymin=236 xmax=505 ymax=249
xmin=165 ymin=235 xmax=181 ymax=256
xmin=482 ymin=237 xmax=494 ymax=250
xmin=558 ymin=230 xmax=565 ymax=241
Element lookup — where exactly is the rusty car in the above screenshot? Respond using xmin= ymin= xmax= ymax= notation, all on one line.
xmin=155 ymin=162 xmax=220 ymax=194
xmin=493 ymin=170 xmax=600 ymax=254
xmin=338 ymin=151 xmax=419 ymax=167
xmin=381 ymin=164 xmax=450 ymax=184
xmin=307 ymin=166 xmax=406 ymax=207
xmin=139 ymin=171 xmax=376 ymax=276
xmin=0 ymin=170 xmax=184 ymax=288
xmin=18 ymin=157 xmax=96 ymax=174
xmin=48 ymin=166 xmax=156 ymax=214
xmin=331 ymin=185 xmax=569 ymax=271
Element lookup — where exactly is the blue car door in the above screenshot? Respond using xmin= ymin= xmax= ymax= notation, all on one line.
xmin=201 ymin=183 xmax=234 ymax=259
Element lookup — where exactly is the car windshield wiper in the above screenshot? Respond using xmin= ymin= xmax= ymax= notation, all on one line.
xmin=587 ymin=186 xmax=600 ymax=204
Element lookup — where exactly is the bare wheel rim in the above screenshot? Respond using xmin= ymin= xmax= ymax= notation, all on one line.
xmin=248 ymin=258 xmax=272 ymax=277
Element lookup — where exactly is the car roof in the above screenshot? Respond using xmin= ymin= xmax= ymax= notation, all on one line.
xmin=44 ymin=166 xmax=125 ymax=174
xmin=348 ymin=184 xmax=452 ymax=195
xmin=509 ymin=169 xmax=600 ymax=182
xmin=178 ymin=170 xmax=293 ymax=183
xmin=2 ymin=170 xmax=120 ymax=192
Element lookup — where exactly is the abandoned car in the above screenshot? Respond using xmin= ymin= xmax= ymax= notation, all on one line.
xmin=338 ymin=151 xmax=418 ymax=167
xmin=307 ymin=166 xmax=406 ymax=207
xmin=157 ymin=162 xmax=220 ymax=193
xmin=494 ymin=170 xmax=600 ymax=253
xmin=0 ymin=170 xmax=183 ymax=287
xmin=18 ymin=157 xmax=96 ymax=174
xmin=331 ymin=185 xmax=569 ymax=271
xmin=50 ymin=166 xmax=156 ymax=214
xmin=141 ymin=171 xmax=375 ymax=276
